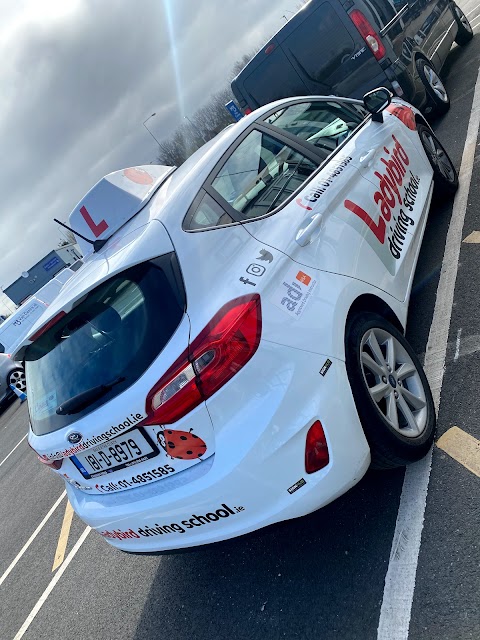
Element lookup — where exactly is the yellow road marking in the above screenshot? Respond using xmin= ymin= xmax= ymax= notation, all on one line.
xmin=52 ymin=501 xmax=74 ymax=572
xmin=462 ymin=230 xmax=480 ymax=243
xmin=436 ymin=426 xmax=480 ymax=478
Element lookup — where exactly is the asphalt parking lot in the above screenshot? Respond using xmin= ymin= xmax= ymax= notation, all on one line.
xmin=1 ymin=4 xmax=480 ymax=638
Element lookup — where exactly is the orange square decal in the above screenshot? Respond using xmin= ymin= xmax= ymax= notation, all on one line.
xmin=296 ymin=271 xmax=311 ymax=286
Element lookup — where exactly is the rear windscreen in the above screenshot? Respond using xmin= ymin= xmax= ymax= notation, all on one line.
xmin=243 ymin=46 xmax=310 ymax=108
xmin=25 ymin=254 xmax=186 ymax=436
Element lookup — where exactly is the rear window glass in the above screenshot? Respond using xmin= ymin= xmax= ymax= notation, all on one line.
xmin=25 ymin=255 xmax=186 ymax=435
xmin=284 ymin=4 xmax=354 ymax=87
xmin=242 ymin=46 xmax=310 ymax=107
xmin=211 ymin=129 xmax=319 ymax=220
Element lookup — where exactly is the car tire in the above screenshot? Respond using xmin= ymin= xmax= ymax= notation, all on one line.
xmin=345 ymin=313 xmax=436 ymax=470
xmin=416 ymin=58 xmax=450 ymax=116
xmin=417 ymin=124 xmax=458 ymax=196
xmin=453 ymin=4 xmax=473 ymax=46
xmin=8 ymin=369 xmax=26 ymax=393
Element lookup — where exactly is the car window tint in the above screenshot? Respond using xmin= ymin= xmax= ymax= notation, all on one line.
xmin=283 ymin=4 xmax=354 ymax=88
xmin=184 ymin=192 xmax=234 ymax=230
xmin=25 ymin=255 xmax=186 ymax=435
xmin=211 ymin=130 xmax=319 ymax=220
xmin=242 ymin=46 xmax=310 ymax=107
xmin=265 ymin=101 xmax=364 ymax=153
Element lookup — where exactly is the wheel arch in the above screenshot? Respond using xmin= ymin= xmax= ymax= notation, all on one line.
xmin=345 ymin=294 xmax=405 ymax=349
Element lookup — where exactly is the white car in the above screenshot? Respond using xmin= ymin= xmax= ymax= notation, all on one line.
xmin=18 ymin=89 xmax=457 ymax=552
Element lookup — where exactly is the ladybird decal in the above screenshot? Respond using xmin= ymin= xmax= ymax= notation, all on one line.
xmin=156 ymin=429 xmax=207 ymax=460
xmin=386 ymin=104 xmax=416 ymax=131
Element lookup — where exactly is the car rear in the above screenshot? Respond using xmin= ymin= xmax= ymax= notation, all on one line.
xmin=231 ymin=0 xmax=393 ymax=113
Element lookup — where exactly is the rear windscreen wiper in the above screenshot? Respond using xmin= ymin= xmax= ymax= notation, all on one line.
xmin=56 ymin=377 xmax=125 ymax=415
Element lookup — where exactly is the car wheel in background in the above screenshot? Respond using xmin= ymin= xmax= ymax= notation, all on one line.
xmin=345 ymin=313 xmax=436 ymax=470
xmin=453 ymin=4 xmax=473 ymax=46
xmin=417 ymin=123 xmax=458 ymax=196
xmin=416 ymin=59 xmax=450 ymax=116
xmin=8 ymin=369 xmax=26 ymax=393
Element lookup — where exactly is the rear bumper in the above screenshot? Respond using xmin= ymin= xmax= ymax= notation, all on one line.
xmin=67 ymin=346 xmax=370 ymax=552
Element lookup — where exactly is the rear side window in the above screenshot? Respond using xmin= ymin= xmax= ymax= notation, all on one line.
xmin=25 ymin=255 xmax=186 ymax=435
xmin=265 ymin=101 xmax=365 ymax=153
xmin=183 ymin=192 xmax=234 ymax=230
xmin=284 ymin=4 xmax=355 ymax=87
xmin=211 ymin=129 xmax=319 ymax=220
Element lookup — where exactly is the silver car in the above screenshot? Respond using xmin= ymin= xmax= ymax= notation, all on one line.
xmin=0 ymin=353 xmax=25 ymax=409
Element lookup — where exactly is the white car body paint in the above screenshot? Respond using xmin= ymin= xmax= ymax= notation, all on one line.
xmin=16 ymin=95 xmax=445 ymax=552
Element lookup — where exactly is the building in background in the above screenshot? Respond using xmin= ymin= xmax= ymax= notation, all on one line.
xmin=4 ymin=243 xmax=82 ymax=306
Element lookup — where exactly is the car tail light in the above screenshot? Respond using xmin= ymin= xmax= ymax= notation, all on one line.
xmin=28 ymin=443 xmax=63 ymax=470
xmin=144 ymin=295 xmax=261 ymax=425
xmin=305 ymin=420 xmax=329 ymax=474
xmin=349 ymin=10 xmax=386 ymax=61
xmin=244 ymin=107 xmax=252 ymax=115
xmin=29 ymin=311 xmax=66 ymax=342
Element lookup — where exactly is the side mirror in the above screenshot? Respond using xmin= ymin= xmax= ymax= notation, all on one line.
xmin=363 ymin=87 xmax=393 ymax=122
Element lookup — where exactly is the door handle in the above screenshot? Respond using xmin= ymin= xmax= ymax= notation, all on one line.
xmin=359 ymin=149 xmax=376 ymax=166
xmin=296 ymin=213 xmax=323 ymax=246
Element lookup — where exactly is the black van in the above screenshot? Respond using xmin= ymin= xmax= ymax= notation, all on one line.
xmin=231 ymin=0 xmax=472 ymax=116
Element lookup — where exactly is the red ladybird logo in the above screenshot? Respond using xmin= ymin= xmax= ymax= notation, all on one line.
xmin=386 ymin=104 xmax=416 ymax=131
xmin=123 ymin=167 xmax=154 ymax=185
xmin=157 ymin=429 xmax=207 ymax=460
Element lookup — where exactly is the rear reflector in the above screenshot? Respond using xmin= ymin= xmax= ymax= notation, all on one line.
xmin=305 ymin=420 xmax=329 ymax=474
xmin=244 ymin=107 xmax=252 ymax=115
xmin=349 ymin=10 xmax=386 ymax=61
xmin=145 ymin=295 xmax=262 ymax=425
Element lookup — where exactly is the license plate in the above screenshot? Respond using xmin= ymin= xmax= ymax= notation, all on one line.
xmin=71 ymin=429 xmax=158 ymax=479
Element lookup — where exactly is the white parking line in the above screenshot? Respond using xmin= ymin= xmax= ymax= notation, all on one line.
xmin=377 ymin=60 xmax=480 ymax=639
xmin=13 ymin=526 xmax=91 ymax=640
xmin=0 ymin=434 xmax=27 ymax=468
xmin=0 ymin=491 xmax=66 ymax=587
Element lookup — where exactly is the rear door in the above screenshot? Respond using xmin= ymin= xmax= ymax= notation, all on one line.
xmin=26 ymin=226 xmax=216 ymax=495
xmin=232 ymin=38 xmax=310 ymax=110
xmin=281 ymin=1 xmax=387 ymax=99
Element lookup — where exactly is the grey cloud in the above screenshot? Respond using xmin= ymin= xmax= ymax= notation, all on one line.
xmin=0 ymin=0 xmax=292 ymax=291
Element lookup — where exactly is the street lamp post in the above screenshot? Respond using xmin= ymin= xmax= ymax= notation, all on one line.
xmin=143 ymin=113 xmax=161 ymax=146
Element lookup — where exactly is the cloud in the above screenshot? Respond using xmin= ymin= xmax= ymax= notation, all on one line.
xmin=0 ymin=0 xmax=291 ymax=303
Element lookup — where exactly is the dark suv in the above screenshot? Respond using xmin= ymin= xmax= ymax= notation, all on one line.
xmin=231 ymin=0 xmax=472 ymax=116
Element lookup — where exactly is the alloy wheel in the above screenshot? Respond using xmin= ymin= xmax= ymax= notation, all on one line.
xmin=420 ymin=130 xmax=457 ymax=183
xmin=424 ymin=65 xmax=449 ymax=103
xmin=9 ymin=370 xmax=26 ymax=392
xmin=455 ymin=6 xmax=473 ymax=33
xmin=359 ymin=328 xmax=428 ymax=438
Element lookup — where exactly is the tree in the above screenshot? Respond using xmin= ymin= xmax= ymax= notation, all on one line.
xmin=156 ymin=51 xmax=261 ymax=166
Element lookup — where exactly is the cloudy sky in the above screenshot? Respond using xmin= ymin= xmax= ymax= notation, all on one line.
xmin=0 ymin=0 xmax=301 ymax=314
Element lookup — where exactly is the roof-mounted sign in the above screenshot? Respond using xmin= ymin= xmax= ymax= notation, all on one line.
xmin=69 ymin=165 xmax=175 ymax=256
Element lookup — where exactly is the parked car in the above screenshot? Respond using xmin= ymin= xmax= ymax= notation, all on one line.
xmin=0 ymin=354 xmax=25 ymax=410
xmin=231 ymin=0 xmax=473 ymax=116
xmin=19 ymin=89 xmax=458 ymax=552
